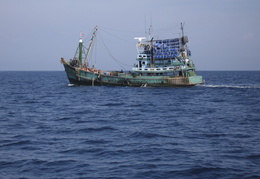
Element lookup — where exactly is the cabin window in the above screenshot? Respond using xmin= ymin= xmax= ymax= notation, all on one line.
xmin=142 ymin=61 xmax=145 ymax=65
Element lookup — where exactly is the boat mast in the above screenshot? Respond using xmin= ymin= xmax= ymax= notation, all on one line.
xmin=150 ymin=38 xmax=154 ymax=68
xmin=180 ymin=22 xmax=186 ymax=52
xmin=84 ymin=26 xmax=98 ymax=68
xmin=78 ymin=34 xmax=83 ymax=67
xmin=181 ymin=22 xmax=184 ymax=37
xmin=180 ymin=22 xmax=184 ymax=51
xmin=147 ymin=23 xmax=154 ymax=68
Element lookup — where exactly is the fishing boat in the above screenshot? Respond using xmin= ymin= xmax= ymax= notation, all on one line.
xmin=61 ymin=24 xmax=204 ymax=87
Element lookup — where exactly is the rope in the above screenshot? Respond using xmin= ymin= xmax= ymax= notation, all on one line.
xmin=99 ymin=28 xmax=134 ymax=44
xmin=97 ymin=32 xmax=132 ymax=70
xmin=99 ymin=26 xmax=143 ymax=34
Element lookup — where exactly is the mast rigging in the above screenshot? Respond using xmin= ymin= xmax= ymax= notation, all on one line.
xmin=84 ymin=26 xmax=98 ymax=68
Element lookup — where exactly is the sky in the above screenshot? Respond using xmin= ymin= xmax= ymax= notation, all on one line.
xmin=0 ymin=0 xmax=259 ymax=71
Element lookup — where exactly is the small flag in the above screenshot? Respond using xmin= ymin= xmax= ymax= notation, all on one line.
xmin=80 ymin=32 xmax=84 ymax=37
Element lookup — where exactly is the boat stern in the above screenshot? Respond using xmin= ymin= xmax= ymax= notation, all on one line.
xmin=167 ymin=75 xmax=204 ymax=86
xmin=188 ymin=76 xmax=204 ymax=85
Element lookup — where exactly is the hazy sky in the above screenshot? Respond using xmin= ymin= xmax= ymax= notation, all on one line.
xmin=0 ymin=0 xmax=259 ymax=71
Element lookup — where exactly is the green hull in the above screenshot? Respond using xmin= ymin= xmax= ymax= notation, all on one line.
xmin=63 ymin=63 xmax=204 ymax=87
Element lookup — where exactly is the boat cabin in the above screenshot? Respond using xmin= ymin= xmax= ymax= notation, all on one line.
xmin=132 ymin=36 xmax=196 ymax=77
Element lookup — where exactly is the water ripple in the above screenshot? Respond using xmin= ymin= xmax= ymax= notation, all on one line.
xmin=0 ymin=71 xmax=259 ymax=179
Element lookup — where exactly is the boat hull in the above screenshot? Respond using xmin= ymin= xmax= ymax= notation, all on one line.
xmin=63 ymin=63 xmax=203 ymax=87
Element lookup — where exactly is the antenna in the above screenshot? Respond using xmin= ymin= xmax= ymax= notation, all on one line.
xmin=148 ymin=25 xmax=152 ymax=40
xmin=149 ymin=12 xmax=153 ymax=39
xmin=144 ymin=15 xmax=147 ymax=39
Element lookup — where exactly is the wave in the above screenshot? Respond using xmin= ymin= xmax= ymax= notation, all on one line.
xmin=78 ymin=126 xmax=117 ymax=133
xmin=129 ymin=131 xmax=170 ymax=139
xmin=200 ymin=84 xmax=260 ymax=89
xmin=1 ymin=140 xmax=32 ymax=147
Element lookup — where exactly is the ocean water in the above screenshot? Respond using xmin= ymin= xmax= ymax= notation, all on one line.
xmin=0 ymin=71 xmax=259 ymax=179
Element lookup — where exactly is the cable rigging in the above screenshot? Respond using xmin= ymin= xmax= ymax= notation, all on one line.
xmin=97 ymin=32 xmax=132 ymax=70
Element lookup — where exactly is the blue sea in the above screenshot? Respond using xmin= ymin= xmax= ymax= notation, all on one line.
xmin=0 ymin=71 xmax=259 ymax=179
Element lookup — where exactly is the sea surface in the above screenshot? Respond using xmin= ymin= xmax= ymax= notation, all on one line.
xmin=0 ymin=71 xmax=259 ymax=179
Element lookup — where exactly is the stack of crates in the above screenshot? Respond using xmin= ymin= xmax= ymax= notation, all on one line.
xmin=153 ymin=38 xmax=180 ymax=59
